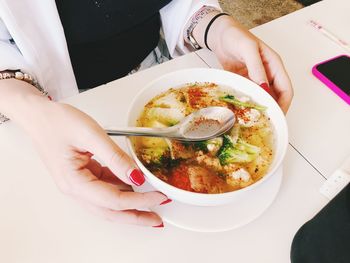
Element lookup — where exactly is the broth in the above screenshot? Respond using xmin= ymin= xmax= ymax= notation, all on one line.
xmin=134 ymin=82 xmax=274 ymax=194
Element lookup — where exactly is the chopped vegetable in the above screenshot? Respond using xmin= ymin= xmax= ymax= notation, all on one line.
xmin=159 ymin=156 xmax=182 ymax=169
xmin=217 ymin=135 xmax=261 ymax=165
xmin=193 ymin=140 xmax=209 ymax=152
xmin=140 ymin=147 xmax=169 ymax=165
xmin=146 ymin=107 xmax=185 ymax=126
xmin=236 ymin=139 xmax=261 ymax=155
xmin=220 ymin=94 xmax=266 ymax=111
xmin=141 ymin=137 xmax=168 ymax=148
xmin=153 ymin=92 xmax=184 ymax=109
xmin=229 ymin=124 xmax=240 ymax=144
xmin=193 ymin=137 xmax=223 ymax=154
xmin=206 ymin=137 xmax=223 ymax=155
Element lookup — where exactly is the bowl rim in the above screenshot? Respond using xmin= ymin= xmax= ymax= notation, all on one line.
xmin=126 ymin=68 xmax=289 ymax=198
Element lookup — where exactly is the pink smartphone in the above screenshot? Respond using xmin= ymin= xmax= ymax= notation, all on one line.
xmin=312 ymin=55 xmax=350 ymax=105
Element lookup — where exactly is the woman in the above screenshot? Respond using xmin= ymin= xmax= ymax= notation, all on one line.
xmin=0 ymin=0 xmax=293 ymax=227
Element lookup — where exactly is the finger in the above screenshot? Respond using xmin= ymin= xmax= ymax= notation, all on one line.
xmin=86 ymin=159 xmax=132 ymax=190
xmin=85 ymin=131 xmax=145 ymax=186
xmin=69 ymin=152 xmax=91 ymax=170
xmin=277 ymin=91 xmax=293 ymax=114
xmin=236 ymin=66 xmax=249 ymax=78
xmin=83 ymin=202 xmax=163 ymax=227
xmin=240 ymin=41 xmax=269 ymax=90
xmin=71 ymin=168 xmax=168 ymax=211
xmin=100 ymin=166 xmax=132 ymax=190
xmin=222 ymin=59 xmax=249 ymax=78
xmin=271 ymin=64 xmax=293 ymax=114
xmin=68 ymin=152 xmax=131 ymax=190
xmin=260 ymin=43 xmax=294 ymax=113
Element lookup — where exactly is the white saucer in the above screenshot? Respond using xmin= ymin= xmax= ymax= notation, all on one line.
xmin=135 ymin=166 xmax=283 ymax=233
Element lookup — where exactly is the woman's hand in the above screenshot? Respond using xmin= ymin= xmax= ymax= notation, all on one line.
xmin=193 ymin=13 xmax=293 ymax=114
xmin=0 ymin=80 xmax=168 ymax=227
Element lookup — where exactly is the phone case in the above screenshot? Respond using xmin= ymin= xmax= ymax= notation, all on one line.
xmin=312 ymin=55 xmax=350 ymax=105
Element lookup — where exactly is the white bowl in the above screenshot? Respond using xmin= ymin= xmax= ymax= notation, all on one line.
xmin=127 ymin=68 xmax=288 ymax=206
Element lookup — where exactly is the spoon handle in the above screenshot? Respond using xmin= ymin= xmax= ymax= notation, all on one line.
xmin=105 ymin=127 xmax=176 ymax=138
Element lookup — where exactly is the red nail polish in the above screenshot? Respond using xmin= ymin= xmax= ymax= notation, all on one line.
xmin=128 ymin=169 xmax=145 ymax=186
xmin=260 ymin=82 xmax=270 ymax=93
xmin=48 ymin=95 xmax=53 ymax=101
xmin=152 ymin=223 xmax=164 ymax=228
xmin=160 ymin=199 xmax=172 ymax=206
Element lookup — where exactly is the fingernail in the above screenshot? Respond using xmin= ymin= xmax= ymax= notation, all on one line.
xmin=160 ymin=199 xmax=172 ymax=206
xmin=128 ymin=168 xmax=145 ymax=186
xmin=260 ymin=82 xmax=270 ymax=93
xmin=152 ymin=223 xmax=164 ymax=228
xmin=48 ymin=95 xmax=53 ymax=101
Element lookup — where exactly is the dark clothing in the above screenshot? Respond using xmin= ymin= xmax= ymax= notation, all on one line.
xmin=55 ymin=0 xmax=171 ymax=90
xmin=296 ymin=0 xmax=322 ymax=6
xmin=291 ymin=184 xmax=350 ymax=263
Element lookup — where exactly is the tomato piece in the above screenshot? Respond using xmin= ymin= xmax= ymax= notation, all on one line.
xmin=169 ymin=165 xmax=193 ymax=192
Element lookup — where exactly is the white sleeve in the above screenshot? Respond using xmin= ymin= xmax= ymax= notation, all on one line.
xmin=0 ymin=19 xmax=37 ymax=124
xmin=0 ymin=18 xmax=32 ymax=73
xmin=160 ymin=0 xmax=221 ymax=57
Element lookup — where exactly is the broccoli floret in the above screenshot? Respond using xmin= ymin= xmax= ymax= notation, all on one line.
xmin=217 ymin=135 xmax=260 ymax=165
xmin=193 ymin=140 xmax=210 ymax=152
xmin=160 ymin=156 xmax=182 ymax=169
xmin=217 ymin=135 xmax=235 ymax=164
xmin=141 ymin=147 xmax=169 ymax=165
xmin=219 ymin=94 xmax=266 ymax=111
xmin=193 ymin=137 xmax=223 ymax=153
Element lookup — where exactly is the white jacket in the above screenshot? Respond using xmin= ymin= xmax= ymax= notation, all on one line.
xmin=0 ymin=0 xmax=220 ymax=100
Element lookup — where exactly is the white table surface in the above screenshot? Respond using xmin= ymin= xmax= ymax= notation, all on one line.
xmin=0 ymin=1 xmax=344 ymax=262
xmin=196 ymin=0 xmax=350 ymax=179
xmin=0 ymin=52 xmax=328 ymax=263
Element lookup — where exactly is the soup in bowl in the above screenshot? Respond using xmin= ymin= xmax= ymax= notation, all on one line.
xmin=127 ymin=68 xmax=288 ymax=206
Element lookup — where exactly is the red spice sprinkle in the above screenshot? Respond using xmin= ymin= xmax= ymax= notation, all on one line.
xmin=187 ymin=117 xmax=221 ymax=132
xmin=234 ymin=108 xmax=250 ymax=122
xmin=188 ymin=86 xmax=207 ymax=108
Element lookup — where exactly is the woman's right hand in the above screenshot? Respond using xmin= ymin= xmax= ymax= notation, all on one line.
xmin=1 ymin=80 xmax=168 ymax=227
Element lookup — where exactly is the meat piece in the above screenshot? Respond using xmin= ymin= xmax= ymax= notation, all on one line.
xmin=237 ymin=108 xmax=261 ymax=127
xmin=170 ymin=140 xmax=195 ymax=159
xmin=226 ymin=168 xmax=254 ymax=188
xmin=196 ymin=152 xmax=222 ymax=172
xmin=169 ymin=164 xmax=227 ymax=193
xmin=230 ymin=168 xmax=251 ymax=182
xmin=187 ymin=165 xmax=226 ymax=194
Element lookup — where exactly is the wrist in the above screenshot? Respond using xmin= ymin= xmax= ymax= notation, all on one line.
xmin=0 ymin=79 xmax=52 ymax=128
xmin=184 ymin=6 xmax=220 ymax=50
xmin=17 ymin=95 xmax=56 ymax=134
xmin=192 ymin=11 xmax=220 ymax=49
xmin=205 ymin=15 xmax=237 ymax=52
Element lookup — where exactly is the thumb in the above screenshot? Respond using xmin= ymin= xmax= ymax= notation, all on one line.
xmin=242 ymin=43 xmax=270 ymax=93
xmin=85 ymin=131 xmax=145 ymax=186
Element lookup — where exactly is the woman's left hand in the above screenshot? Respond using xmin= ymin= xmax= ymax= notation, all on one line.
xmin=194 ymin=14 xmax=293 ymax=114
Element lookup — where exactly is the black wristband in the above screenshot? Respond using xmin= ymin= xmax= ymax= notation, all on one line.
xmin=204 ymin=13 xmax=229 ymax=51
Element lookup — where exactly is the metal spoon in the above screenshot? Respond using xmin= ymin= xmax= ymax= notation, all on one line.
xmin=105 ymin=107 xmax=235 ymax=142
